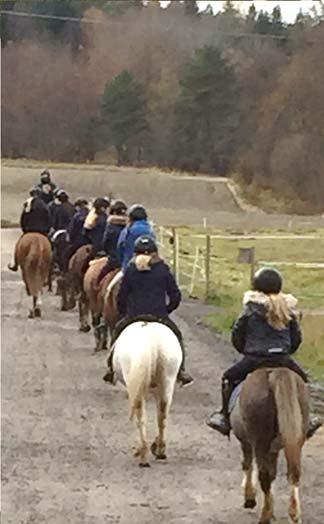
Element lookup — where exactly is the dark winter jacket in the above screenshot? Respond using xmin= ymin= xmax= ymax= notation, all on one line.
xmin=117 ymin=256 xmax=181 ymax=318
xmin=37 ymin=181 xmax=56 ymax=204
xmin=20 ymin=196 xmax=50 ymax=235
xmin=103 ymin=215 xmax=127 ymax=263
xmin=51 ymin=201 xmax=75 ymax=232
xmin=83 ymin=212 xmax=107 ymax=252
xmin=67 ymin=208 xmax=89 ymax=250
xmin=231 ymin=291 xmax=302 ymax=357
xmin=117 ymin=219 xmax=155 ymax=271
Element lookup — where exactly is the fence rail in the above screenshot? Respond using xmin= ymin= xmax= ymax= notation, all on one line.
xmin=155 ymin=225 xmax=324 ymax=301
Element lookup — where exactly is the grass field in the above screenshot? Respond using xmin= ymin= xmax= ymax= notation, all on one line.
xmin=165 ymin=227 xmax=324 ymax=382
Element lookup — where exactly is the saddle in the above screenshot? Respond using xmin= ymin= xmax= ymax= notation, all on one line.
xmin=110 ymin=315 xmax=183 ymax=349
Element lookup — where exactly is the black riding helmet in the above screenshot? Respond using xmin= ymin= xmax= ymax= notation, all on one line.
xmin=53 ymin=187 xmax=61 ymax=198
xmin=134 ymin=235 xmax=157 ymax=255
xmin=29 ymin=186 xmax=42 ymax=197
xmin=110 ymin=199 xmax=127 ymax=215
xmin=253 ymin=267 xmax=283 ymax=295
xmin=40 ymin=170 xmax=51 ymax=183
xmin=57 ymin=190 xmax=69 ymax=203
xmin=128 ymin=204 xmax=148 ymax=221
xmin=74 ymin=197 xmax=88 ymax=208
xmin=93 ymin=197 xmax=110 ymax=211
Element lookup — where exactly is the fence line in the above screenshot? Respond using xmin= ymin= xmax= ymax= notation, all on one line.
xmin=155 ymin=224 xmax=324 ymax=301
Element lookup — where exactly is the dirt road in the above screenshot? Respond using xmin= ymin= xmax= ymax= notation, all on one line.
xmin=1 ymin=230 xmax=324 ymax=524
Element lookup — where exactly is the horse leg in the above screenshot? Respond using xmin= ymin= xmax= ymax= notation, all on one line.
xmin=92 ymin=313 xmax=101 ymax=352
xmin=48 ymin=266 xmax=53 ymax=293
xmin=133 ymin=399 xmax=150 ymax=467
xmin=257 ymin=451 xmax=278 ymax=524
xmin=151 ymin=399 xmax=168 ymax=460
xmin=287 ymin=445 xmax=302 ymax=524
xmin=79 ymin=294 xmax=90 ymax=333
xmin=29 ymin=296 xmax=41 ymax=318
xmin=241 ymin=441 xmax=257 ymax=509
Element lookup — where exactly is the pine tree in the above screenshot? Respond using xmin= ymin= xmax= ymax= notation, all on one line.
xmin=101 ymin=71 xmax=149 ymax=165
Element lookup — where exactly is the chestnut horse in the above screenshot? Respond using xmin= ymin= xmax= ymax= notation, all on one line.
xmin=230 ymin=368 xmax=309 ymax=524
xmin=14 ymin=233 xmax=52 ymax=318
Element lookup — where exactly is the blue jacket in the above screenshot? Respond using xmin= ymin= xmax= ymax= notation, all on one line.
xmin=103 ymin=215 xmax=127 ymax=264
xmin=117 ymin=219 xmax=155 ymax=271
xmin=117 ymin=258 xmax=181 ymax=318
xmin=68 ymin=209 xmax=88 ymax=250
xmin=83 ymin=212 xmax=107 ymax=252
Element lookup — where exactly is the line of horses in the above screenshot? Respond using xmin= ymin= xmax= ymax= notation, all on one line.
xmin=12 ymin=231 xmax=310 ymax=524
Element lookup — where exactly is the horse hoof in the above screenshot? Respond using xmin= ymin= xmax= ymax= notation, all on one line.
xmin=79 ymin=326 xmax=91 ymax=333
xmin=28 ymin=311 xmax=34 ymax=319
xmin=150 ymin=442 xmax=157 ymax=457
xmin=34 ymin=308 xmax=41 ymax=318
xmin=139 ymin=462 xmax=151 ymax=468
xmin=244 ymin=498 xmax=257 ymax=509
xmin=156 ymin=453 xmax=167 ymax=461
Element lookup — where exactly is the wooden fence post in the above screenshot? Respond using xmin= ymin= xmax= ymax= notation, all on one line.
xmin=205 ymin=234 xmax=211 ymax=301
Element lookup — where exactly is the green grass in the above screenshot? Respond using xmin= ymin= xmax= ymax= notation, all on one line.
xmin=163 ymin=227 xmax=324 ymax=382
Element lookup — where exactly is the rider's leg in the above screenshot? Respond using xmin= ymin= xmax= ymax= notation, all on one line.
xmin=207 ymin=356 xmax=260 ymax=436
xmin=102 ymin=317 xmax=130 ymax=384
xmin=161 ymin=317 xmax=194 ymax=387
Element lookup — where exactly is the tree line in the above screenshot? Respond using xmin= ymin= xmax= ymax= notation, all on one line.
xmin=2 ymin=0 xmax=324 ymax=212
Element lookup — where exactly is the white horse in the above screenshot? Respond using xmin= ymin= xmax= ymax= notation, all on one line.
xmin=112 ymin=321 xmax=182 ymax=467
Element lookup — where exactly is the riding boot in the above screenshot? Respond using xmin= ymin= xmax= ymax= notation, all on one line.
xmin=177 ymin=340 xmax=194 ymax=388
xmin=8 ymin=262 xmax=18 ymax=272
xmin=206 ymin=379 xmax=233 ymax=437
xmin=102 ymin=348 xmax=115 ymax=384
xmin=307 ymin=416 xmax=323 ymax=439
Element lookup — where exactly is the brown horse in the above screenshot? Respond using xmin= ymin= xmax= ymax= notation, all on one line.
xmin=230 ymin=368 xmax=309 ymax=524
xmin=103 ymin=272 xmax=122 ymax=340
xmin=58 ymin=244 xmax=93 ymax=330
xmin=14 ymin=233 xmax=52 ymax=318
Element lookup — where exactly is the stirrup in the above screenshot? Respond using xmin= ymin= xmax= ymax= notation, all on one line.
xmin=177 ymin=370 xmax=194 ymax=388
xmin=8 ymin=263 xmax=18 ymax=272
xmin=206 ymin=411 xmax=231 ymax=437
xmin=102 ymin=369 xmax=115 ymax=385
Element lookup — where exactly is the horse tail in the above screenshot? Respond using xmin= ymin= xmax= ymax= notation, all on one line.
xmin=23 ymin=235 xmax=51 ymax=297
xmin=269 ymin=369 xmax=304 ymax=483
xmin=127 ymin=328 xmax=157 ymax=420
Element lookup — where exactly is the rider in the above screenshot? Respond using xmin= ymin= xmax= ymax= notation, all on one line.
xmin=48 ymin=188 xmax=61 ymax=229
xmin=37 ymin=170 xmax=56 ymax=205
xmin=66 ymin=198 xmax=89 ymax=254
xmin=96 ymin=199 xmax=128 ymax=286
xmin=51 ymin=190 xmax=75 ymax=232
xmin=8 ymin=187 xmax=50 ymax=271
xmin=83 ymin=197 xmax=110 ymax=254
xmin=206 ymin=267 xmax=322 ymax=438
xmin=103 ymin=235 xmax=194 ymax=387
xmin=104 ymin=203 xmax=155 ymax=295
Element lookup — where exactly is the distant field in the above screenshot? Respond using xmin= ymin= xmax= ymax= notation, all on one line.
xmin=2 ymin=161 xmax=324 ymax=229
xmin=162 ymin=227 xmax=324 ymax=382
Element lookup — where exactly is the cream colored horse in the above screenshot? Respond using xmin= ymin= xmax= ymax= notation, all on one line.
xmin=112 ymin=321 xmax=182 ymax=467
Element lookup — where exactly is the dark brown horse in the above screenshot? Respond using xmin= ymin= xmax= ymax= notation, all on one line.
xmin=14 ymin=233 xmax=52 ymax=318
xmin=230 ymin=368 xmax=309 ymax=524
xmin=58 ymin=244 xmax=93 ymax=330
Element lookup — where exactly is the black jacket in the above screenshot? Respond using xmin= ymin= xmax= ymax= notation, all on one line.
xmin=20 ymin=196 xmax=50 ymax=235
xmin=83 ymin=212 xmax=107 ymax=252
xmin=52 ymin=201 xmax=75 ymax=231
xmin=117 ymin=258 xmax=181 ymax=318
xmin=231 ymin=299 xmax=302 ymax=357
xmin=103 ymin=215 xmax=127 ymax=263
xmin=67 ymin=209 xmax=88 ymax=249
xmin=37 ymin=181 xmax=56 ymax=204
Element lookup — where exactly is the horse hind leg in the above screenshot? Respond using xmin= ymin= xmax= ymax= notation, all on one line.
xmin=29 ymin=296 xmax=41 ymax=318
xmin=241 ymin=441 xmax=257 ymax=509
xmin=78 ymin=295 xmax=90 ymax=333
xmin=151 ymin=399 xmax=168 ymax=460
xmin=257 ymin=451 xmax=278 ymax=524
xmin=133 ymin=399 xmax=150 ymax=468
xmin=286 ymin=445 xmax=302 ymax=524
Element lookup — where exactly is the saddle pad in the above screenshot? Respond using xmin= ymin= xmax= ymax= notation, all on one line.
xmin=229 ymin=382 xmax=244 ymax=414
xmin=89 ymin=257 xmax=106 ymax=267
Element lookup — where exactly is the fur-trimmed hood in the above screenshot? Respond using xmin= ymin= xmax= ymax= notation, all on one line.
xmin=108 ymin=214 xmax=127 ymax=226
xmin=243 ymin=290 xmax=299 ymax=315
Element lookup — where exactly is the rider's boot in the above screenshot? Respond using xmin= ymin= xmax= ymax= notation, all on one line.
xmin=8 ymin=262 xmax=18 ymax=272
xmin=102 ymin=348 xmax=115 ymax=384
xmin=307 ymin=416 xmax=323 ymax=439
xmin=206 ymin=379 xmax=233 ymax=437
xmin=177 ymin=341 xmax=194 ymax=387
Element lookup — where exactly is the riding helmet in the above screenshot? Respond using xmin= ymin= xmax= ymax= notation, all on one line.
xmin=93 ymin=197 xmax=110 ymax=211
xmin=110 ymin=199 xmax=127 ymax=215
xmin=53 ymin=187 xmax=61 ymax=198
xmin=57 ymin=190 xmax=69 ymax=202
xmin=40 ymin=170 xmax=51 ymax=182
xmin=253 ymin=267 xmax=283 ymax=295
xmin=74 ymin=197 xmax=88 ymax=208
xmin=134 ymin=235 xmax=157 ymax=255
xmin=128 ymin=204 xmax=148 ymax=221
xmin=29 ymin=186 xmax=42 ymax=197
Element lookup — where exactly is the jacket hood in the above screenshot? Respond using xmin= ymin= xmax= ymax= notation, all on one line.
xmin=243 ymin=290 xmax=298 ymax=314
